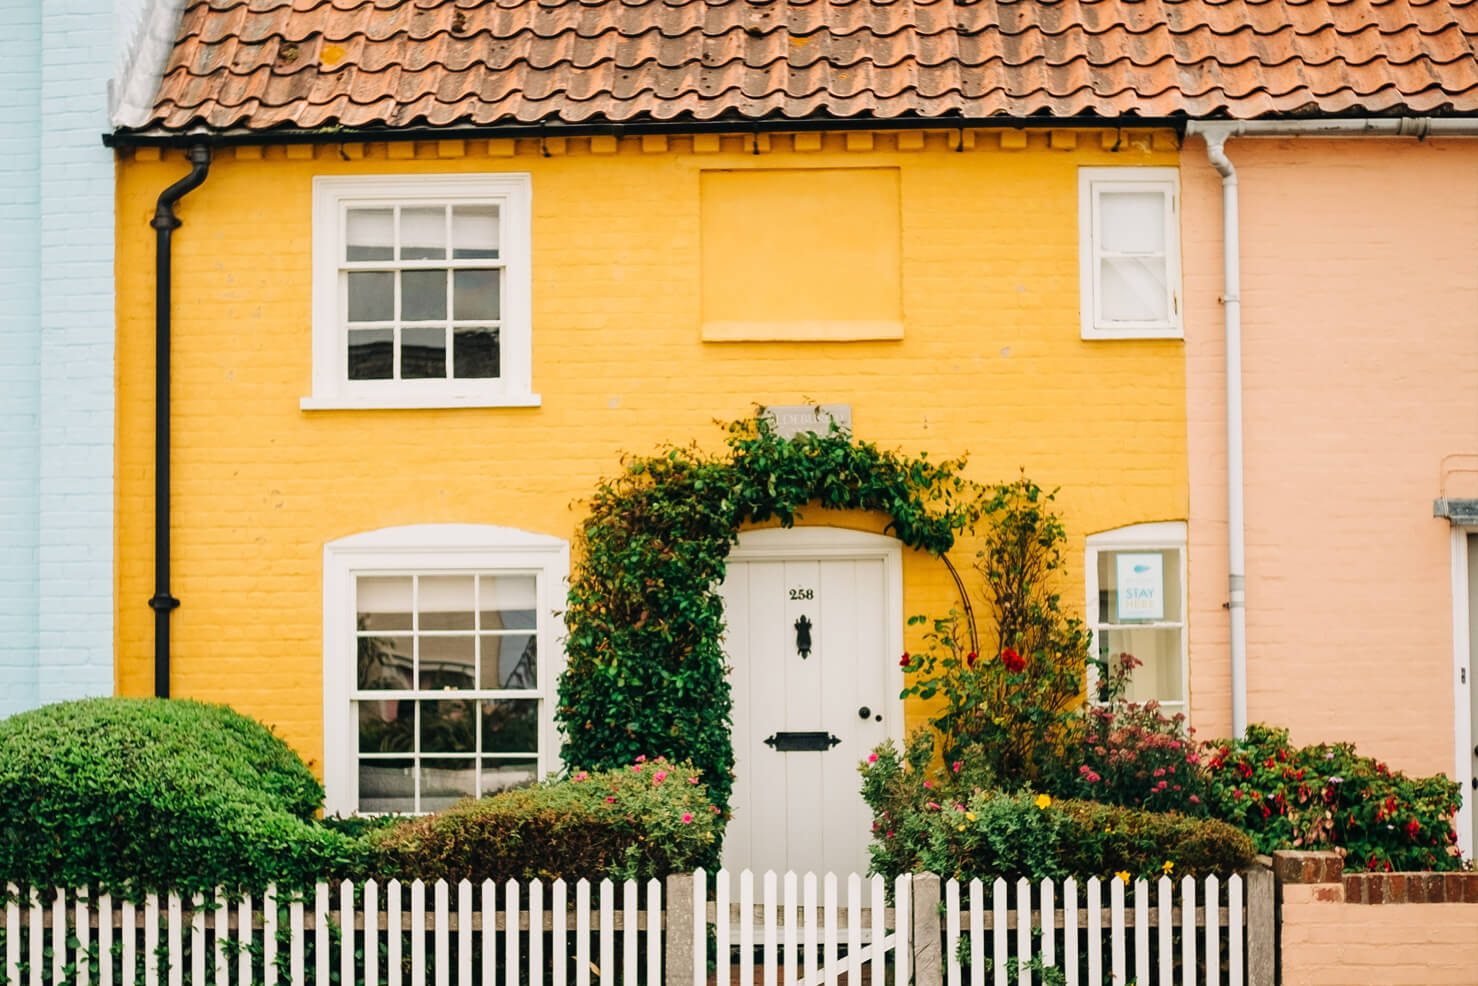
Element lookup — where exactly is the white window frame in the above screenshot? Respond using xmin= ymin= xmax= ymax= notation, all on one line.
xmin=1084 ymin=521 xmax=1190 ymax=718
xmin=322 ymin=524 xmax=568 ymax=816
xmin=1078 ymin=167 xmax=1182 ymax=340
xmin=304 ymin=173 xmax=538 ymax=410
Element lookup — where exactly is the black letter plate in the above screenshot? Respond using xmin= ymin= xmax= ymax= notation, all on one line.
xmin=764 ymin=731 xmax=842 ymax=752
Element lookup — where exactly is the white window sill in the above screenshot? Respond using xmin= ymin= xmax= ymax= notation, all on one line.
xmin=300 ymin=393 xmax=542 ymax=411
xmin=1081 ymin=326 xmax=1184 ymax=341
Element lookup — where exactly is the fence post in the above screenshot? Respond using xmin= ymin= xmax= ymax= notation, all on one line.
xmin=911 ymin=873 xmax=942 ymax=986
xmin=1245 ymin=861 xmax=1276 ymax=986
xmin=665 ymin=873 xmax=695 ymax=986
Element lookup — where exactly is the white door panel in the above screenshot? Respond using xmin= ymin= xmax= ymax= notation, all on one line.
xmin=721 ymin=535 xmax=898 ymax=876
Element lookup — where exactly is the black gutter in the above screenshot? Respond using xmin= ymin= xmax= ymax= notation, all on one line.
xmin=103 ymin=114 xmax=1199 ymax=149
xmin=148 ymin=143 xmax=211 ymax=699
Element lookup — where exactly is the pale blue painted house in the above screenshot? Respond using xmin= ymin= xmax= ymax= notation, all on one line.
xmin=0 ymin=0 xmax=179 ymax=717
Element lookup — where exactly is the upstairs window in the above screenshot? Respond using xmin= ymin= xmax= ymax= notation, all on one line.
xmin=1078 ymin=168 xmax=1182 ymax=339
xmin=307 ymin=174 xmax=536 ymax=409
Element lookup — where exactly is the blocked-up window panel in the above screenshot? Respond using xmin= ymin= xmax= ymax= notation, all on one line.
xmin=700 ymin=168 xmax=903 ymax=341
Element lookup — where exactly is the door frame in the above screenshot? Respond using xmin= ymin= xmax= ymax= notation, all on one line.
xmin=726 ymin=524 xmax=908 ymax=762
xmin=1451 ymin=528 xmax=1475 ymax=860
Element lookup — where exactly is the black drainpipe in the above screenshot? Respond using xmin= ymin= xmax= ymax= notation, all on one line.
xmin=148 ymin=144 xmax=211 ymax=699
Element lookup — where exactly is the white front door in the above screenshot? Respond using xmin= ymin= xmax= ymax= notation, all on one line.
xmin=719 ymin=528 xmax=902 ymax=876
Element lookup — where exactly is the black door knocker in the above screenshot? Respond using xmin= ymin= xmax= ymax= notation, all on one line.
xmin=794 ymin=614 xmax=812 ymax=659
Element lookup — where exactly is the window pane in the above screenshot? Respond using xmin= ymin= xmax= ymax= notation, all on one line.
xmin=357 ymin=635 xmax=413 ymax=690
xmin=400 ymin=206 xmax=446 ymax=260
xmin=1097 ymin=550 xmax=1181 ymax=622
xmin=401 ymin=327 xmax=447 ymax=379
xmin=1098 ymin=191 xmax=1165 ymax=254
xmin=401 ymin=270 xmax=447 ymax=321
xmin=419 ymin=758 xmax=476 ymax=811
xmin=420 ymin=699 xmax=476 ymax=753
xmin=358 ymin=757 xmax=415 ymax=813
xmin=359 ymin=699 xmax=414 ymax=752
xmin=480 ymin=633 xmax=536 ymax=689
xmin=418 ymin=635 xmax=474 ymax=690
xmin=346 ymin=271 xmax=394 ymax=322
xmin=346 ymin=208 xmax=394 ymax=261
xmin=419 ymin=576 xmax=474 ymax=630
xmin=478 ymin=575 xmax=537 ymax=629
xmin=357 ymin=576 xmax=413 ymax=630
xmin=1100 ymin=256 xmax=1168 ymax=323
xmin=347 ymin=329 xmax=394 ymax=380
xmin=452 ymin=206 xmax=500 ymax=259
xmin=1097 ymin=628 xmax=1183 ymax=706
xmin=481 ymin=758 xmax=537 ymax=794
xmin=481 ymin=699 xmax=539 ymax=752
xmin=452 ymin=328 xmax=500 ymax=379
xmin=453 ymin=269 xmax=500 ymax=320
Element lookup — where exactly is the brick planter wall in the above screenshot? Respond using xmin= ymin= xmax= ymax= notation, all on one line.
xmin=1273 ymin=851 xmax=1478 ymax=985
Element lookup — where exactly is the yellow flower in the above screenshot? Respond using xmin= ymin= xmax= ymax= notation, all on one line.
xmin=1116 ymin=871 xmax=1131 ymax=884
xmin=956 ymin=825 xmax=966 ymax=832
xmin=965 ymin=812 xmax=976 ymax=822
xmin=1161 ymin=861 xmax=1174 ymax=875
xmin=1034 ymin=794 xmax=1052 ymax=810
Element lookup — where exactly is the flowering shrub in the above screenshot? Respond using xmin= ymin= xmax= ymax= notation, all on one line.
xmin=861 ymin=737 xmax=1253 ymax=883
xmin=373 ymin=758 xmax=720 ymax=883
xmin=1201 ymin=725 xmax=1462 ymax=872
xmin=899 ymin=478 xmax=1090 ymax=786
xmin=1051 ymin=652 xmax=1211 ymax=814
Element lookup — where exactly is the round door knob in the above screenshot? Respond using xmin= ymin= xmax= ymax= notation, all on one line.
xmin=857 ymin=706 xmax=871 ymax=720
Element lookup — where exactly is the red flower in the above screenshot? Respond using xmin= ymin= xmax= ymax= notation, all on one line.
xmin=1001 ymin=648 xmax=1026 ymax=673
xmin=899 ymin=652 xmax=911 ymax=669
xmin=966 ymin=651 xmax=979 ymax=668
xmin=1405 ymin=819 xmax=1421 ymax=839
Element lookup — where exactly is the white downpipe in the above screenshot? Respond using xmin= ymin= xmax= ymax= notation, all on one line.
xmin=1189 ymin=123 xmax=1249 ymax=738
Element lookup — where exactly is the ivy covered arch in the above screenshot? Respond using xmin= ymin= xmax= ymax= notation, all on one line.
xmin=556 ymin=417 xmax=982 ymax=824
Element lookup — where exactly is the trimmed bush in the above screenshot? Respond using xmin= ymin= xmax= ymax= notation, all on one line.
xmin=0 ymin=698 xmax=364 ymax=895
xmin=862 ymin=737 xmax=1253 ymax=883
xmin=1202 ymin=724 xmax=1462 ymax=871
xmin=372 ymin=758 xmax=721 ymax=883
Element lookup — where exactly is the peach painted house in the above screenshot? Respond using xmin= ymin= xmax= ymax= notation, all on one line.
xmin=1177 ymin=125 xmax=1478 ymax=860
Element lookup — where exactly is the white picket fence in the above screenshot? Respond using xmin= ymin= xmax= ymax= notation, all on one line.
xmin=0 ymin=871 xmax=1269 ymax=986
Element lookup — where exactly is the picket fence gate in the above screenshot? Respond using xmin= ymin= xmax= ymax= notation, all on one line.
xmin=0 ymin=870 xmax=1273 ymax=986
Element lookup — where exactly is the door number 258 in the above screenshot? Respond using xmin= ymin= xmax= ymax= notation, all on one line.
xmin=789 ymin=588 xmax=814 ymax=600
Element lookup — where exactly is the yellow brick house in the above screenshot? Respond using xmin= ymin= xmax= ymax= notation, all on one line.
xmin=110 ymin=0 xmax=1210 ymax=875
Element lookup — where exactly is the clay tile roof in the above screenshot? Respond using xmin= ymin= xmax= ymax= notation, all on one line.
xmin=136 ymin=0 xmax=1478 ymax=134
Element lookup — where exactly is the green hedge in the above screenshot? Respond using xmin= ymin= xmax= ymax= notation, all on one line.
xmin=0 ymin=698 xmax=364 ymax=895
xmin=862 ymin=738 xmax=1254 ymax=883
xmin=372 ymin=759 xmax=721 ymax=883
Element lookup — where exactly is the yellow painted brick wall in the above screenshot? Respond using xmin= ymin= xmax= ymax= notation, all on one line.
xmin=114 ymin=130 xmax=1187 ymax=774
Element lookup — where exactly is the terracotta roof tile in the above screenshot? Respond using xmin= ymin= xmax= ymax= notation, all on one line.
xmin=138 ymin=0 xmax=1478 ymax=133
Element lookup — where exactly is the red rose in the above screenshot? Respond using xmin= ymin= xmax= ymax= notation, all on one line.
xmin=966 ymin=651 xmax=978 ymax=668
xmin=899 ymin=652 xmax=911 ymax=669
xmin=1001 ymin=648 xmax=1025 ymax=673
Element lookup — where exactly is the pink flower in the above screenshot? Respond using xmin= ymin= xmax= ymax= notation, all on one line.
xmin=632 ymin=764 xmax=643 ymax=772
xmin=653 ymin=770 xmax=668 ymax=784
xmin=635 ymin=756 xmax=646 ymax=763
xmin=688 ymin=776 xmax=700 ymax=784
xmin=574 ymin=772 xmax=588 ymax=782
xmin=886 ymin=830 xmax=894 ymax=839
xmin=926 ymin=802 xmax=941 ymax=810
xmin=951 ymin=761 xmax=963 ymax=774
xmin=710 ymin=805 xmax=721 ymax=814
xmin=868 ymin=753 xmax=879 ymax=764
xmin=605 ymin=797 xmax=616 ymax=803
xmin=1189 ymin=795 xmax=1201 ymax=804
xmin=681 ymin=813 xmax=694 ymax=824
xmin=923 ymin=780 xmax=932 ymax=789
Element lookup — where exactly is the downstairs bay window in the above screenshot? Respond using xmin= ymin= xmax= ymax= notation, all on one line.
xmin=322 ymin=525 xmax=568 ymax=815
